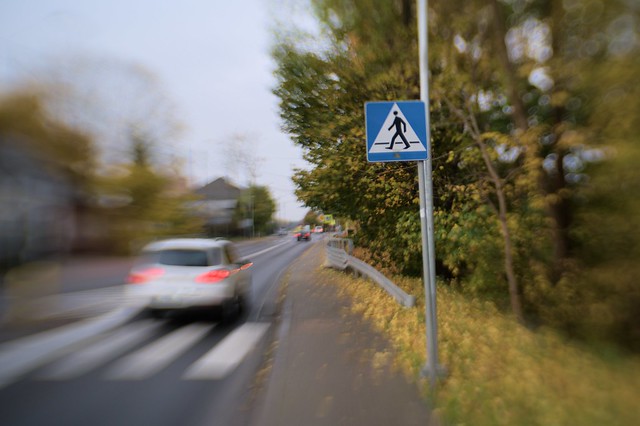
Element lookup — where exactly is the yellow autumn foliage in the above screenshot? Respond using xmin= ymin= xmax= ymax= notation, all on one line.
xmin=317 ymin=264 xmax=640 ymax=426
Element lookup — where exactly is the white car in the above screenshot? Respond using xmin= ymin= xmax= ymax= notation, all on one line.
xmin=126 ymin=238 xmax=252 ymax=320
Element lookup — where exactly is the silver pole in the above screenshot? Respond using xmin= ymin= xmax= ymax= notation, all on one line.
xmin=251 ymin=193 xmax=255 ymax=239
xmin=417 ymin=0 xmax=441 ymax=387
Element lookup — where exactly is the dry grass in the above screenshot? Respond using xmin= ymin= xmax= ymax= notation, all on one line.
xmin=318 ymin=266 xmax=640 ymax=425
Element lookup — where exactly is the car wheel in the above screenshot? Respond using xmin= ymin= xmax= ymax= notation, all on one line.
xmin=149 ymin=308 xmax=167 ymax=319
xmin=221 ymin=296 xmax=241 ymax=323
xmin=238 ymin=292 xmax=250 ymax=315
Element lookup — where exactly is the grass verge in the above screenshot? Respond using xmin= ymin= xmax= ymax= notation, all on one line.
xmin=318 ymin=266 xmax=640 ymax=425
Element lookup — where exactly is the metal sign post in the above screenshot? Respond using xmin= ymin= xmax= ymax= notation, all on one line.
xmin=417 ymin=0 xmax=442 ymax=387
xmin=363 ymin=0 xmax=443 ymax=390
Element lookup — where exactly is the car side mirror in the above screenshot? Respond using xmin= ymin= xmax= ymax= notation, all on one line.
xmin=239 ymin=259 xmax=253 ymax=270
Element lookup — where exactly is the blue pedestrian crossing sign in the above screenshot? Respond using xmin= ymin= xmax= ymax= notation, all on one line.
xmin=365 ymin=101 xmax=428 ymax=162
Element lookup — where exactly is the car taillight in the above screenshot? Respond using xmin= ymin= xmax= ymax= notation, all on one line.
xmin=195 ymin=269 xmax=231 ymax=283
xmin=128 ymin=267 xmax=165 ymax=284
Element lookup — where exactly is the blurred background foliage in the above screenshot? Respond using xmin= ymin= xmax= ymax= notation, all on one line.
xmin=0 ymin=92 xmax=95 ymax=190
xmin=1 ymin=54 xmax=281 ymax=264
xmin=273 ymin=0 xmax=640 ymax=350
xmin=0 ymin=82 xmax=203 ymax=264
xmin=233 ymin=185 xmax=278 ymax=236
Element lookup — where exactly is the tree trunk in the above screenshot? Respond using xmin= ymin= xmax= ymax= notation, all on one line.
xmin=489 ymin=0 xmax=572 ymax=284
xmin=476 ymin=138 xmax=525 ymax=323
xmin=489 ymin=0 xmax=529 ymax=132
xmin=450 ymin=95 xmax=526 ymax=323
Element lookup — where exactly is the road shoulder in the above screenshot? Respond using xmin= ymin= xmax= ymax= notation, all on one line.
xmin=248 ymin=242 xmax=433 ymax=426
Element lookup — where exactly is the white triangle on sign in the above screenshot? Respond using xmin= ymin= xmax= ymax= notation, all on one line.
xmin=369 ymin=103 xmax=426 ymax=154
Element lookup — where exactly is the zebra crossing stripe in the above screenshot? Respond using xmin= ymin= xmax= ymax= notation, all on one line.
xmin=104 ymin=323 xmax=215 ymax=380
xmin=37 ymin=320 xmax=163 ymax=380
xmin=183 ymin=322 xmax=270 ymax=380
xmin=0 ymin=306 xmax=141 ymax=389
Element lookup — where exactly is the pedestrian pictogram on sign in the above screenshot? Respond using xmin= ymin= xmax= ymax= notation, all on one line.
xmin=365 ymin=101 xmax=428 ymax=163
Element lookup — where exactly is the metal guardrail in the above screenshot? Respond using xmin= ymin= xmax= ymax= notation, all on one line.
xmin=325 ymin=238 xmax=416 ymax=308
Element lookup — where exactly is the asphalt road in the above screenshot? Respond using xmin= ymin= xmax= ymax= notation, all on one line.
xmin=0 ymin=235 xmax=318 ymax=426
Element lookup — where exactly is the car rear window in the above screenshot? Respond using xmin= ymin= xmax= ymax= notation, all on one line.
xmin=142 ymin=249 xmax=221 ymax=267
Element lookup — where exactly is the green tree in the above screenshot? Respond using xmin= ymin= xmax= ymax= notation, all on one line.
xmin=273 ymin=0 xmax=640 ymax=346
xmin=97 ymin=131 xmax=203 ymax=252
xmin=275 ymin=0 xmax=439 ymax=275
xmin=234 ymin=185 xmax=276 ymax=236
xmin=0 ymin=91 xmax=95 ymax=191
xmin=471 ymin=0 xmax=640 ymax=341
xmin=302 ymin=210 xmax=319 ymax=226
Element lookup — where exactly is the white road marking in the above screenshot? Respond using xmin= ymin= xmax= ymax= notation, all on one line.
xmin=0 ymin=306 xmax=142 ymax=389
xmin=245 ymin=240 xmax=291 ymax=259
xmin=183 ymin=322 xmax=270 ymax=380
xmin=37 ymin=320 xmax=163 ymax=380
xmin=4 ymin=286 xmax=131 ymax=322
xmin=104 ymin=323 xmax=215 ymax=380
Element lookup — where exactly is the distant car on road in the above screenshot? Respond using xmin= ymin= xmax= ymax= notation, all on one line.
xmin=125 ymin=238 xmax=252 ymax=320
xmin=294 ymin=225 xmax=311 ymax=241
xmin=313 ymin=226 xmax=324 ymax=233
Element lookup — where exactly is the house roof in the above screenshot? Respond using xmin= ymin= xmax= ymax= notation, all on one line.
xmin=194 ymin=177 xmax=243 ymax=200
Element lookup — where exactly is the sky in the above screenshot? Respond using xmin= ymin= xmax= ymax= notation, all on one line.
xmin=0 ymin=0 xmax=314 ymax=221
